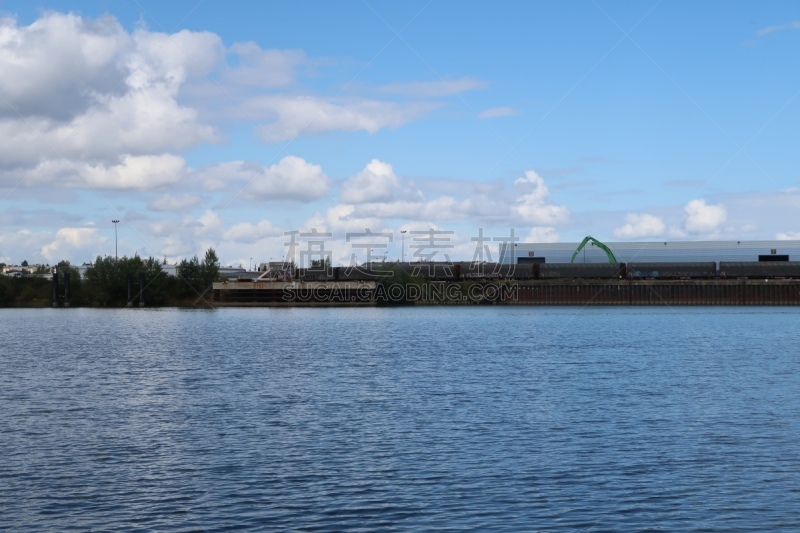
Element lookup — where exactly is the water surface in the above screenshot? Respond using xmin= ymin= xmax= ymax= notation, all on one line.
xmin=2 ymin=307 xmax=800 ymax=530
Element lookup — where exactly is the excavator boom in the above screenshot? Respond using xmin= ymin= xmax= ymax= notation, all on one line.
xmin=571 ymin=236 xmax=618 ymax=263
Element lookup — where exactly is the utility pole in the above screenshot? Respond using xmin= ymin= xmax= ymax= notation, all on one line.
xmin=401 ymin=230 xmax=407 ymax=263
xmin=112 ymin=220 xmax=120 ymax=261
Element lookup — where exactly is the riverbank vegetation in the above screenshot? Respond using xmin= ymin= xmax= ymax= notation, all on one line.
xmin=0 ymin=248 xmax=220 ymax=308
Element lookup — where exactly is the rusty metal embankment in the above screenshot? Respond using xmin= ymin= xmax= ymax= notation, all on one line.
xmin=212 ymin=279 xmax=800 ymax=306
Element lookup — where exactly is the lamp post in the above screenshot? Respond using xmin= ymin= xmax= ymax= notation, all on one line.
xmin=112 ymin=220 xmax=119 ymax=261
xmin=401 ymin=230 xmax=407 ymax=263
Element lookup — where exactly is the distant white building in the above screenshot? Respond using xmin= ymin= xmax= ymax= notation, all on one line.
xmin=75 ymin=263 xmax=243 ymax=279
xmin=499 ymin=240 xmax=800 ymax=265
xmin=1 ymin=264 xmax=52 ymax=277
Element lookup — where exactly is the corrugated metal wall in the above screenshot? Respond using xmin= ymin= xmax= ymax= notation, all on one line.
xmin=500 ymin=241 xmax=800 ymax=264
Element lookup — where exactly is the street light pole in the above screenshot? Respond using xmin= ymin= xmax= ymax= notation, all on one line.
xmin=112 ymin=220 xmax=119 ymax=261
xmin=401 ymin=230 xmax=407 ymax=263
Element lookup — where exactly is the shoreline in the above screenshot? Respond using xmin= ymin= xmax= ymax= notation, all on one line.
xmin=6 ymin=278 xmax=798 ymax=307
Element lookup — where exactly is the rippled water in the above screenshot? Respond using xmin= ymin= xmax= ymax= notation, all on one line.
xmin=2 ymin=307 xmax=800 ymax=530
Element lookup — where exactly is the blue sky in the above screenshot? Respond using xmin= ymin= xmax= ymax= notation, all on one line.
xmin=0 ymin=1 xmax=799 ymax=267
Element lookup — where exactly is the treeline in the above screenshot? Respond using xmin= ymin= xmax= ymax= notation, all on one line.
xmin=0 ymin=248 xmax=220 ymax=308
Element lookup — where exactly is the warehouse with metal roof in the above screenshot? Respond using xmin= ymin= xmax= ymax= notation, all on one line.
xmin=499 ymin=240 xmax=800 ymax=265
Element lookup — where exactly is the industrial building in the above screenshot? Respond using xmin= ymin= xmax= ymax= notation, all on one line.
xmin=499 ymin=240 xmax=800 ymax=266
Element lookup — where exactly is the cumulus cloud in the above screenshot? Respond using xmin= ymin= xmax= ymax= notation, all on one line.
xmin=340 ymin=159 xmax=423 ymax=204
xmin=0 ymin=9 xmax=463 ymax=202
xmin=344 ymin=168 xmax=571 ymax=228
xmin=378 ymin=77 xmax=488 ymax=97
xmin=613 ymin=213 xmax=666 ymax=239
xmin=223 ymin=220 xmax=281 ymax=243
xmin=0 ymin=13 xmax=221 ymax=170
xmin=305 ymin=204 xmax=385 ymax=236
xmin=0 ymin=13 xmax=129 ymax=120
xmin=148 ymin=193 xmax=203 ymax=212
xmin=683 ymin=199 xmax=727 ymax=233
xmin=85 ymin=154 xmax=187 ymax=189
xmin=246 ymin=95 xmax=437 ymax=142
xmin=150 ymin=209 xmax=222 ymax=239
xmin=513 ymin=170 xmax=569 ymax=225
xmin=41 ymin=227 xmax=107 ymax=262
xmin=524 ymin=227 xmax=560 ymax=243
xmin=777 ymin=231 xmax=800 ymax=240
xmin=193 ymin=156 xmax=330 ymax=201
xmin=757 ymin=20 xmax=800 ymax=36
xmin=352 ymin=200 xmax=431 ymax=220
xmin=223 ymin=42 xmax=306 ymax=87
xmin=192 ymin=210 xmax=223 ymax=237
xmin=478 ymin=106 xmax=518 ymax=119
xmin=249 ymin=156 xmax=329 ymax=201
xmin=12 ymin=154 xmax=187 ymax=189
xmin=0 ymin=229 xmax=45 ymax=263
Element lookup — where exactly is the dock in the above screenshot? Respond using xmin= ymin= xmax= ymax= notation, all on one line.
xmin=213 ymin=279 xmax=800 ymax=306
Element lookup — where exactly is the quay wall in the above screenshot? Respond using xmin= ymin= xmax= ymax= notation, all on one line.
xmin=213 ymin=279 xmax=800 ymax=306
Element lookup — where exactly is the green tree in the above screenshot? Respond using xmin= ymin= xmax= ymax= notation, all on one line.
xmin=177 ymin=255 xmax=202 ymax=298
xmin=0 ymin=276 xmax=50 ymax=306
xmin=84 ymin=254 xmax=170 ymax=306
xmin=0 ymin=276 xmax=10 ymax=306
xmin=21 ymin=260 xmax=28 ymax=267
xmin=84 ymin=255 xmax=124 ymax=305
xmin=177 ymin=248 xmax=219 ymax=300
xmin=56 ymin=260 xmax=83 ymax=305
xmin=310 ymin=257 xmax=332 ymax=270
xmin=140 ymin=256 xmax=168 ymax=305
xmin=202 ymin=247 xmax=220 ymax=287
xmin=375 ymin=262 xmax=425 ymax=305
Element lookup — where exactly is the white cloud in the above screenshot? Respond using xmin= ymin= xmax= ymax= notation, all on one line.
xmin=684 ymin=199 xmax=727 ymax=233
xmin=418 ymin=196 xmax=467 ymax=221
xmin=194 ymin=210 xmax=223 ymax=237
xmin=344 ymin=168 xmax=571 ymax=228
xmin=0 ymin=10 xmax=228 ymax=208
xmin=340 ymin=159 xmax=423 ymax=204
xmin=151 ymin=209 xmax=222 ymax=239
xmin=378 ymin=77 xmax=488 ymax=97
xmin=305 ymin=204 xmax=385 ymax=236
xmin=777 ymin=232 xmax=800 ymax=240
xmin=85 ymin=154 xmax=187 ymax=189
xmin=249 ymin=156 xmax=330 ymax=201
xmin=0 ymin=91 xmax=218 ymax=170
xmin=524 ymin=227 xmax=560 ymax=243
xmin=192 ymin=160 xmax=260 ymax=191
xmin=613 ymin=213 xmax=666 ymax=239
xmin=478 ymin=106 xmax=518 ymax=119
xmin=0 ymin=13 xmax=221 ymax=175
xmin=246 ymin=95 xmax=437 ymax=142
xmin=352 ymin=200 xmax=430 ymax=220
xmin=41 ymin=227 xmax=107 ymax=262
xmin=148 ymin=193 xmax=203 ymax=212
xmin=513 ymin=170 xmax=569 ymax=225
xmin=193 ymin=156 xmax=330 ymax=201
xmin=0 ymin=229 xmax=44 ymax=263
xmin=0 ymin=13 xmax=129 ymax=120
xmin=757 ymin=20 xmax=800 ymax=36
xmin=15 ymin=154 xmax=187 ymax=189
xmin=223 ymin=220 xmax=281 ymax=243
xmin=223 ymin=42 xmax=306 ymax=87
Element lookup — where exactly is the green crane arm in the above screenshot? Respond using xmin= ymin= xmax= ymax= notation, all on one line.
xmin=571 ymin=236 xmax=618 ymax=263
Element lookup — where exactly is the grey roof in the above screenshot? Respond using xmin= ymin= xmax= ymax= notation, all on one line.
xmin=500 ymin=240 xmax=800 ymax=264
